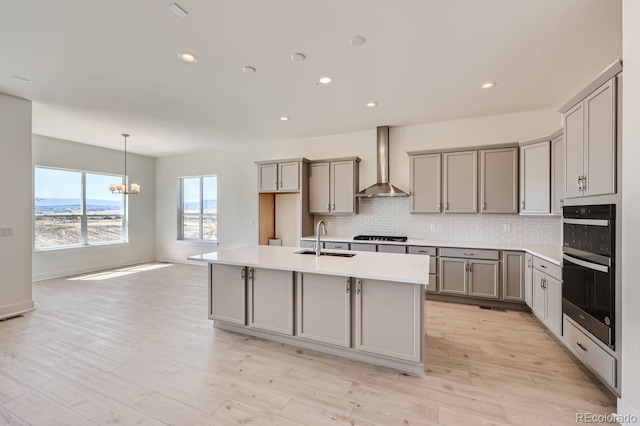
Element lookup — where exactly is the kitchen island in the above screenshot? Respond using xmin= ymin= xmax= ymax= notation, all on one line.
xmin=191 ymin=245 xmax=430 ymax=375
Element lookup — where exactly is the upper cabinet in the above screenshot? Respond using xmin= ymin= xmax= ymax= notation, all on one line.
xmin=410 ymin=153 xmax=441 ymax=213
xmin=308 ymin=158 xmax=360 ymax=215
xmin=551 ymin=132 xmax=565 ymax=214
xmin=257 ymin=160 xmax=303 ymax=192
xmin=520 ymin=141 xmax=550 ymax=214
xmin=480 ymin=147 xmax=518 ymax=214
xmin=443 ymin=151 xmax=477 ymax=213
xmin=561 ymin=61 xmax=621 ymax=200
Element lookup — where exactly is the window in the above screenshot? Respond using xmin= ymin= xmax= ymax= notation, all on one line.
xmin=34 ymin=167 xmax=126 ymax=249
xmin=179 ymin=176 xmax=217 ymax=241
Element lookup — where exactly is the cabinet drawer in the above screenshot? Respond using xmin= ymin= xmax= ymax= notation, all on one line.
xmin=377 ymin=244 xmax=407 ymax=254
xmin=563 ymin=316 xmax=616 ymax=388
xmin=300 ymin=240 xmax=317 ymax=249
xmin=350 ymin=243 xmax=376 ymax=252
xmin=426 ymin=274 xmax=438 ymax=293
xmin=439 ymin=247 xmax=499 ymax=260
xmin=325 ymin=242 xmax=349 ymax=250
xmin=533 ymin=257 xmax=562 ymax=281
xmin=408 ymin=246 xmax=437 ymax=256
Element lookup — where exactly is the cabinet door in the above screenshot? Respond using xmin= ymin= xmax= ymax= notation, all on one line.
xmin=355 ymin=278 xmax=422 ymax=362
xmin=410 ymin=154 xmax=441 ymax=213
xmin=258 ymin=164 xmax=278 ymax=192
xmin=502 ymin=251 xmax=525 ymax=301
xmin=248 ymin=268 xmax=294 ymax=335
xmin=296 ymin=273 xmax=351 ymax=347
xmin=524 ymin=253 xmax=534 ymax=308
xmin=331 ymin=161 xmax=356 ymax=214
xmin=426 ymin=274 xmax=438 ymax=293
xmin=210 ymin=264 xmax=246 ymax=325
xmin=551 ymin=134 xmax=565 ymax=215
xmin=545 ymin=275 xmax=562 ymax=337
xmin=584 ymin=78 xmax=616 ymax=197
xmin=309 ymin=163 xmax=330 ymax=214
xmin=520 ymin=141 xmax=550 ymax=214
xmin=531 ymin=269 xmax=546 ymax=320
xmin=439 ymin=257 xmax=467 ymax=295
xmin=564 ymin=102 xmax=585 ymax=199
xmin=278 ymin=162 xmax=300 ymax=191
xmin=443 ymin=151 xmax=477 ymax=213
xmin=468 ymin=260 xmax=499 ymax=299
xmin=480 ymin=147 xmax=518 ymax=214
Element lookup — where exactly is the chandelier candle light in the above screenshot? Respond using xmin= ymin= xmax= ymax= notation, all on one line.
xmin=109 ymin=133 xmax=140 ymax=195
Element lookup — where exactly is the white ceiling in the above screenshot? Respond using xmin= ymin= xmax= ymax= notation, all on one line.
xmin=0 ymin=0 xmax=621 ymax=157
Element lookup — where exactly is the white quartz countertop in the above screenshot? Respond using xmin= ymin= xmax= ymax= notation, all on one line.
xmin=301 ymin=235 xmax=562 ymax=265
xmin=188 ymin=245 xmax=429 ymax=285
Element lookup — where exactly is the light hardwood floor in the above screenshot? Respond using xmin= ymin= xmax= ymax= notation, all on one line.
xmin=0 ymin=263 xmax=617 ymax=425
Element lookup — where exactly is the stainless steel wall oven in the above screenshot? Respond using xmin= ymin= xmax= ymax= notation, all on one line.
xmin=562 ymin=204 xmax=615 ymax=348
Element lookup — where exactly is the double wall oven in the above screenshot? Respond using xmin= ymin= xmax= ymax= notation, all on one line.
xmin=562 ymin=204 xmax=615 ymax=349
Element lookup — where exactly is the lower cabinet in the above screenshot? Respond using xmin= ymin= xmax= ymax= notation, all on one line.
xmin=440 ymin=257 xmax=499 ymax=299
xmin=248 ymin=267 xmax=294 ymax=335
xmin=502 ymin=251 xmax=525 ymax=301
xmin=296 ymin=273 xmax=351 ymax=347
xmin=355 ymin=278 xmax=423 ymax=362
xmin=210 ymin=264 xmax=247 ymax=325
xmin=531 ymin=267 xmax=562 ymax=337
xmin=524 ymin=253 xmax=534 ymax=307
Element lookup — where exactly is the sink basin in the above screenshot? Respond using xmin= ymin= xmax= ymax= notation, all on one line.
xmin=295 ymin=250 xmax=356 ymax=258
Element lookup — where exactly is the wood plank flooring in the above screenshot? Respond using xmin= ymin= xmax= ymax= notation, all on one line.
xmin=0 ymin=263 xmax=618 ymax=425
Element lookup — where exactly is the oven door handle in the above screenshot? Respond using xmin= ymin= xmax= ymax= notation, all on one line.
xmin=563 ymin=218 xmax=609 ymax=227
xmin=563 ymin=253 xmax=609 ymax=273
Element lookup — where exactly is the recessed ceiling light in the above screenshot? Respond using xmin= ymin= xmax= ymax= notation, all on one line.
xmin=168 ymin=3 xmax=188 ymax=17
xmin=319 ymin=77 xmax=332 ymax=84
xmin=280 ymin=116 xmax=289 ymax=121
xmin=366 ymin=102 xmax=377 ymax=108
xmin=291 ymin=53 xmax=306 ymax=62
xmin=349 ymin=36 xmax=366 ymax=47
xmin=178 ymin=52 xmax=198 ymax=63
xmin=242 ymin=66 xmax=256 ymax=74
xmin=12 ymin=76 xmax=30 ymax=83
xmin=481 ymin=82 xmax=497 ymax=89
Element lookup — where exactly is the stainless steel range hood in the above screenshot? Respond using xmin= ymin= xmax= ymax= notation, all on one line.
xmin=356 ymin=126 xmax=409 ymax=198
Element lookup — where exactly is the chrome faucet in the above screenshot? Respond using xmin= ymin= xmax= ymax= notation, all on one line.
xmin=315 ymin=220 xmax=327 ymax=256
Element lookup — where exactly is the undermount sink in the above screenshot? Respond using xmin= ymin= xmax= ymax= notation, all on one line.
xmin=295 ymin=250 xmax=356 ymax=258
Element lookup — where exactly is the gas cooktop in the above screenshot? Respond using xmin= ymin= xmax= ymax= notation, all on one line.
xmin=353 ymin=235 xmax=408 ymax=242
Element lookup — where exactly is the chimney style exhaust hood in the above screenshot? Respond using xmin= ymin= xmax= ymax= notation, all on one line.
xmin=356 ymin=126 xmax=409 ymax=198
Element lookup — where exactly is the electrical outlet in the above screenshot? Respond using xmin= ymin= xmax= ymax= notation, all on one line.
xmin=503 ymin=224 xmax=511 ymax=232
xmin=0 ymin=226 xmax=14 ymax=237
xmin=430 ymin=223 xmax=436 ymax=231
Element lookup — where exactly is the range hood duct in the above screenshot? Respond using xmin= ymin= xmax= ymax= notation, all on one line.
xmin=356 ymin=126 xmax=409 ymax=198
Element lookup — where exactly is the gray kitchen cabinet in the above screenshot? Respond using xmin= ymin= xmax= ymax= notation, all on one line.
xmin=410 ymin=153 xmax=441 ymax=213
xmin=480 ymin=147 xmax=518 ymax=214
xmin=248 ymin=267 xmax=294 ymax=335
xmin=551 ymin=133 xmax=565 ymax=215
xmin=531 ymin=260 xmax=562 ymax=338
xmin=408 ymin=246 xmax=438 ymax=293
xmin=545 ymin=275 xmax=562 ymax=337
xmin=564 ymin=77 xmax=617 ymax=199
xmin=257 ymin=160 xmax=300 ymax=192
xmin=325 ymin=241 xmax=349 ymax=250
xmin=468 ymin=260 xmax=500 ymax=299
xmin=531 ymin=269 xmax=546 ymax=320
xmin=502 ymin=251 xmax=525 ymax=302
xmin=443 ymin=150 xmax=477 ymax=213
xmin=296 ymin=273 xmax=351 ymax=347
xmin=355 ymin=278 xmax=423 ymax=362
xmin=377 ymin=244 xmax=406 ymax=254
xmin=209 ymin=264 xmax=247 ymax=325
xmin=520 ymin=141 xmax=550 ymax=214
xmin=350 ymin=243 xmax=376 ymax=252
xmin=440 ymin=257 xmax=468 ymax=295
xmin=524 ymin=253 xmax=534 ymax=308
xmin=309 ymin=158 xmax=360 ymax=214
xmin=440 ymin=248 xmax=500 ymax=299
xmin=300 ymin=239 xmax=319 ymax=249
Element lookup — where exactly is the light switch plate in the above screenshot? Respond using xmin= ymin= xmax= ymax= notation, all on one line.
xmin=0 ymin=226 xmax=14 ymax=237
xmin=503 ymin=224 xmax=511 ymax=232
xmin=430 ymin=223 xmax=436 ymax=231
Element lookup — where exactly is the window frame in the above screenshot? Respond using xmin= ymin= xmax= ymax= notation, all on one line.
xmin=178 ymin=175 xmax=218 ymax=243
xmin=33 ymin=166 xmax=128 ymax=251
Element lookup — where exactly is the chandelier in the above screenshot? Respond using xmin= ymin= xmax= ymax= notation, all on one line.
xmin=109 ymin=133 xmax=140 ymax=195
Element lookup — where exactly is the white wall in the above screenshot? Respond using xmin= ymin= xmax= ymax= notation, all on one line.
xmin=32 ymin=135 xmax=156 ymax=280
xmin=156 ymin=107 xmax=560 ymax=263
xmin=619 ymin=0 xmax=640 ymax=422
xmin=0 ymin=93 xmax=34 ymax=319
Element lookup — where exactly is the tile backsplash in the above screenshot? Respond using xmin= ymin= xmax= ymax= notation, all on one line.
xmin=315 ymin=197 xmax=561 ymax=246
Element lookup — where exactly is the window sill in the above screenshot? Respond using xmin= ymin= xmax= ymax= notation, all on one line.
xmin=177 ymin=239 xmax=219 ymax=246
xmin=34 ymin=241 xmax=129 ymax=252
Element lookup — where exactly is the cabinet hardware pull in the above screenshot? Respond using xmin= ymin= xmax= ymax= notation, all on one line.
xmin=241 ymin=268 xmax=246 ymax=279
xmin=346 ymin=278 xmax=351 ymax=293
xmin=528 ymin=259 xmax=532 ymax=267
xmin=578 ymin=176 xmax=583 ymax=191
xmin=463 ymin=253 xmax=475 ymax=256
xmin=356 ymin=278 xmax=362 ymax=294
xmin=279 ymin=181 xmax=283 ymax=188
xmin=482 ymin=201 xmax=486 ymax=210
xmin=540 ymin=264 xmax=547 ymax=268
xmin=576 ymin=342 xmax=587 ymax=351
xmin=445 ymin=202 xmax=449 ymax=211
xmin=275 ymin=181 xmax=278 ymax=190
xmin=582 ymin=175 xmax=587 ymax=191
xmin=332 ymin=203 xmax=335 ymax=211
xmin=327 ymin=203 xmax=330 ymax=211
xmin=521 ymin=201 xmax=525 ymax=209
xmin=248 ymin=268 xmax=254 ymax=280
xmin=437 ymin=203 xmax=441 ymax=211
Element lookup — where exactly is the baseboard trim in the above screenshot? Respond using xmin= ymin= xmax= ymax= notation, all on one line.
xmin=617 ymin=397 xmax=640 ymax=425
xmin=32 ymin=256 xmax=157 ymax=281
xmin=0 ymin=299 xmax=35 ymax=320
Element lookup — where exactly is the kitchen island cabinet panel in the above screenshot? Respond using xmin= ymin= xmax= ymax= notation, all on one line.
xmin=210 ymin=264 xmax=247 ymax=325
xmin=248 ymin=267 xmax=294 ymax=335
xmin=355 ymin=278 xmax=423 ymax=362
xmin=296 ymin=273 xmax=351 ymax=347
